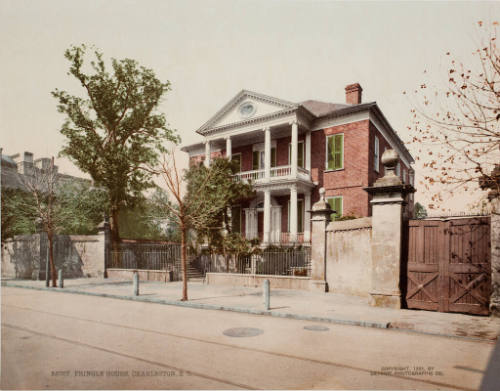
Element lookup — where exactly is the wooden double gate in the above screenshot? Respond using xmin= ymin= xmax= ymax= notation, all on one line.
xmin=404 ymin=217 xmax=491 ymax=315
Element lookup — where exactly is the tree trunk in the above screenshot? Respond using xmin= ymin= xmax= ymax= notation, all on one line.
xmin=180 ymin=221 xmax=188 ymax=301
xmin=47 ymin=230 xmax=57 ymax=287
xmin=110 ymin=206 xmax=121 ymax=252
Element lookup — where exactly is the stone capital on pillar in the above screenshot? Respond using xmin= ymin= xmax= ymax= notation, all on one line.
xmin=309 ymin=188 xmax=331 ymax=292
xmin=364 ymin=149 xmax=415 ymax=309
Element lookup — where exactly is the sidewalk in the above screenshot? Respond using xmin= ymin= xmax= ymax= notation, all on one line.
xmin=3 ymin=277 xmax=500 ymax=341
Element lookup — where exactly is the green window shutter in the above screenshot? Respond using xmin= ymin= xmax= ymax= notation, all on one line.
xmin=334 ymin=134 xmax=343 ymax=169
xmin=298 ymin=143 xmax=304 ymax=168
xmin=327 ymin=136 xmax=334 ymax=170
xmin=252 ymin=151 xmax=259 ymax=170
xmin=328 ymin=197 xmax=343 ymax=220
xmin=335 ymin=197 xmax=342 ymax=219
xmin=271 ymin=147 xmax=276 ymax=168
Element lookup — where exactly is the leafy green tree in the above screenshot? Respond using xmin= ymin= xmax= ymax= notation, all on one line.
xmin=56 ymin=181 xmax=108 ymax=235
xmin=414 ymin=202 xmax=428 ymax=219
xmin=185 ymin=158 xmax=255 ymax=271
xmin=52 ymin=44 xmax=179 ymax=247
xmin=1 ymin=188 xmax=37 ymax=241
xmin=118 ymin=188 xmax=173 ymax=240
xmin=3 ymin=160 xmax=108 ymax=286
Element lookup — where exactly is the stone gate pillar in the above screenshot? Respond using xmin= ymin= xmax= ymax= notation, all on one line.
xmin=490 ymin=198 xmax=500 ymax=317
xmin=309 ymin=188 xmax=331 ymax=292
xmin=364 ymin=150 xmax=414 ymax=308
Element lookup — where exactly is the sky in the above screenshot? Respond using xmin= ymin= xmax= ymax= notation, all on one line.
xmin=1 ymin=0 xmax=498 ymax=212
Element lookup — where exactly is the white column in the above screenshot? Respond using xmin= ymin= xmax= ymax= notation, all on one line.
xmin=304 ymin=190 xmax=311 ymax=242
xmin=263 ymin=190 xmax=271 ymax=244
xmin=204 ymin=140 xmax=211 ymax=167
xmin=305 ymin=130 xmax=311 ymax=174
xmin=290 ymin=184 xmax=298 ymax=242
xmin=225 ymin=136 xmax=232 ymax=160
xmin=291 ymin=121 xmax=298 ymax=177
xmin=264 ymin=127 xmax=271 ymax=180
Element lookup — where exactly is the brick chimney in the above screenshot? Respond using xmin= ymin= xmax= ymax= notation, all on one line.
xmin=345 ymin=83 xmax=363 ymax=105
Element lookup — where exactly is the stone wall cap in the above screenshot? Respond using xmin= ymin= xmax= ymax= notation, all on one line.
xmin=327 ymin=216 xmax=372 ymax=232
xmin=364 ymin=184 xmax=415 ymax=195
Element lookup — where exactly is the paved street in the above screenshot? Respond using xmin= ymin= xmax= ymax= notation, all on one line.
xmin=1 ymin=286 xmax=497 ymax=390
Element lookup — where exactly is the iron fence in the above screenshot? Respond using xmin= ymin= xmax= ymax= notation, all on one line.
xmin=203 ymin=249 xmax=311 ymax=277
xmin=109 ymin=242 xmax=183 ymax=278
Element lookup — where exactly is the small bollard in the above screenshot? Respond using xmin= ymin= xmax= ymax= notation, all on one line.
xmin=58 ymin=269 xmax=64 ymax=289
xmin=263 ymin=279 xmax=270 ymax=310
xmin=133 ymin=272 xmax=139 ymax=296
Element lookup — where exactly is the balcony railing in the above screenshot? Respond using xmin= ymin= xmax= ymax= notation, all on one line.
xmin=271 ymin=166 xmax=291 ymax=177
xmin=235 ymin=165 xmax=310 ymax=183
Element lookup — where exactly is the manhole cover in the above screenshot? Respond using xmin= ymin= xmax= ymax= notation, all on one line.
xmin=304 ymin=325 xmax=329 ymax=332
xmin=223 ymin=327 xmax=264 ymax=337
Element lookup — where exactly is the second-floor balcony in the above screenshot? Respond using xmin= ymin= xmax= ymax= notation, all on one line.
xmin=235 ymin=165 xmax=310 ymax=184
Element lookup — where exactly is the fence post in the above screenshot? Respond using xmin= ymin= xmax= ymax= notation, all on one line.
xmin=263 ymin=279 xmax=270 ymax=310
xmin=58 ymin=269 xmax=64 ymax=288
xmin=133 ymin=271 xmax=139 ymax=296
xmin=364 ymin=150 xmax=414 ymax=309
xmin=490 ymin=198 xmax=500 ymax=317
xmin=309 ymin=188 xmax=331 ymax=292
xmin=103 ymin=215 xmax=111 ymax=278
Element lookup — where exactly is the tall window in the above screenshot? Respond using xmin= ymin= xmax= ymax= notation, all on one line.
xmin=374 ymin=136 xmax=380 ymax=172
xmin=288 ymin=141 xmax=305 ymax=168
xmin=403 ymin=169 xmax=408 ymax=184
xmin=396 ymin=161 xmax=401 ymax=177
xmin=326 ymin=134 xmax=344 ymax=170
xmin=327 ymin=196 xmax=343 ymax=221
xmin=253 ymin=147 xmax=276 ymax=170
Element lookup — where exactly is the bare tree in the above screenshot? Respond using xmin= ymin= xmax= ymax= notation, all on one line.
xmin=153 ymin=152 xmax=232 ymax=301
xmin=20 ymin=158 xmax=59 ymax=287
xmin=406 ymin=21 xmax=500 ymax=209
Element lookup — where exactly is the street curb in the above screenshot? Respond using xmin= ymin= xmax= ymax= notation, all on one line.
xmin=2 ymin=282 xmax=496 ymax=342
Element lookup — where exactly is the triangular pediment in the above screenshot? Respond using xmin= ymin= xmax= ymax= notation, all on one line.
xmin=196 ymin=90 xmax=298 ymax=134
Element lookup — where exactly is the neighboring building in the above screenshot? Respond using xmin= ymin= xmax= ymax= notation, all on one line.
xmin=1 ymin=151 xmax=89 ymax=190
xmin=181 ymin=83 xmax=415 ymax=246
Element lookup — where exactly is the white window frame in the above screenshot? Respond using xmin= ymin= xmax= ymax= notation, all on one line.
xmin=325 ymin=133 xmax=344 ymax=171
xmin=374 ymin=136 xmax=380 ymax=173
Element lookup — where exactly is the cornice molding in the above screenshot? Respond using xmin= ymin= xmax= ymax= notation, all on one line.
xmin=202 ymin=108 xmax=298 ymax=137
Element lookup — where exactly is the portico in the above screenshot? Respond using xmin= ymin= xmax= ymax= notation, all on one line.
xmin=203 ymin=117 xmax=314 ymax=246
